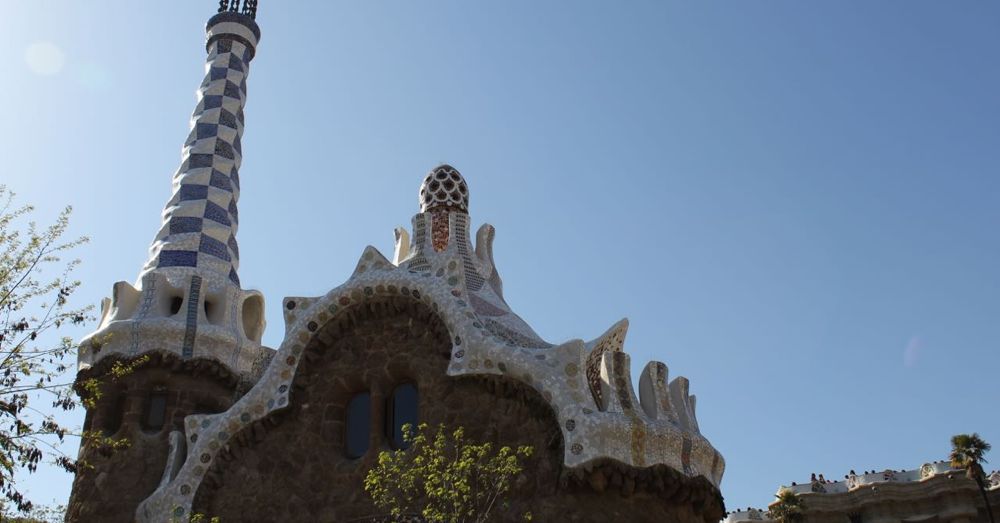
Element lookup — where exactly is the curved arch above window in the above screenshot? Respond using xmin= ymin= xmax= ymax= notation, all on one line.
xmin=345 ymin=392 xmax=371 ymax=459
xmin=386 ymin=383 xmax=418 ymax=450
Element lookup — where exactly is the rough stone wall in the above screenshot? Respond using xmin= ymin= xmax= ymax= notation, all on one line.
xmin=193 ymin=298 xmax=723 ymax=522
xmin=66 ymin=356 xmax=238 ymax=523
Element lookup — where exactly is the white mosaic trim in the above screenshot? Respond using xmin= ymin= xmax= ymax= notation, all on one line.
xmin=78 ymin=269 xmax=269 ymax=381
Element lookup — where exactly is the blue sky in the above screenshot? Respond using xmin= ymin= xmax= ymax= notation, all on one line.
xmin=2 ymin=0 xmax=998 ymax=513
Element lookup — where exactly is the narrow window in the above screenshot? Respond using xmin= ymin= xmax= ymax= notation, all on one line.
xmin=102 ymin=393 xmax=126 ymax=436
xmin=143 ymin=390 xmax=168 ymax=432
xmin=386 ymin=383 xmax=418 ymax=449
xmin=345 ymin=392 xmax=371 ymax=459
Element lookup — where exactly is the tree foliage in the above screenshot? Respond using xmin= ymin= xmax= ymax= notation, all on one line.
xmin=0 ymin=186 xmax=119 ymax=514
xmin=364 ymin=423 xmax=533 ymax=523
xmin=767 ymin=488 xmax=804 ymax=523
xmin=950 ymin=433 xmax=994 ymax=523
xmin=0 ymin=499 xmax=66 ymax=522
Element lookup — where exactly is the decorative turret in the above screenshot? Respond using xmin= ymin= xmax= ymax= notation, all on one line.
xmin=78 ymin=3 xmax=271 ymax=383
xmin=66 ymin=4 xmax=272 ymax=522
xmin=397 ymin=165 xmax=547 ymax=345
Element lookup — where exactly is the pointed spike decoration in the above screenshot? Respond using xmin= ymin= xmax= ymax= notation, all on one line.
xmin=108 ymin=281 xmax=141 ymax=324
xmin=668 ymin=376 xmax=700 ymax=434
xmin=97 ymin=296 xmax=112 ymax=327
xmin=353 ymin=246 xmax=392 ymax=277
xmin=638 ymin=361 xmax=679 ymax=424
xmin=585 ymin=318 xmax=629 ymax=412
xmin=610 ymin=351 xmax=641 ymax=414
xmin=393 ymin=227 xmax=411 ymax=266
xmin=597 ymin=352 xmax=621 ymax=413
xmin=474 ymin=223 xmax=503 ymax=296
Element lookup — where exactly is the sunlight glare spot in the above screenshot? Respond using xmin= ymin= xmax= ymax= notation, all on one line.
xmin=24 ymin=41 xmax=65 ymax=76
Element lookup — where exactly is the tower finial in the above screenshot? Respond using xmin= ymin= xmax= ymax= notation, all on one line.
xmin=218 ymin=0 xmax=258 ymax=19
xmin=419 ymin=164 xmax=469 ymax=214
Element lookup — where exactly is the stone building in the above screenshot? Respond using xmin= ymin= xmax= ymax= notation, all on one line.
xmin=724 ymin=464 xmax=1000 ymax=523
xmin=65 ymin=2 xmax=725 ymax=521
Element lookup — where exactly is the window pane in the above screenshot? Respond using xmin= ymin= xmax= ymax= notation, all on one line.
xmin=145 ymin=393 xmax=167 ymax=431
xmin=345 ymin=392 xmax=371 ymax=459
xmin=390 ymin=383 xmax=418 ymax=449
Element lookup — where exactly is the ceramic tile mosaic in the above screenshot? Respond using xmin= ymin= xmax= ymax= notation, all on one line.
xmin=136 ymin=164 xmax=725 ymax=522
xmin=74 ymin=9 xmax=725 ymax=522
xmin=77 ymin=12 xmax=270 ymax=401
xmin=419 ymin=164 xmax=469 ymax=213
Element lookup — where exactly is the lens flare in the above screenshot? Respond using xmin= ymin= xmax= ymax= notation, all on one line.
xmin=24 ymin=41 xmax=65 ymax=76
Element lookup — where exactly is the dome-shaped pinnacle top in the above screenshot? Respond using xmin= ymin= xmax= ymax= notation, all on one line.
xmin=419 ymin=164 xmax=469 ymax=214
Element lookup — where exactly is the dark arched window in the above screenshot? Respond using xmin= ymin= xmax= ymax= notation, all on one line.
xmin=386 ymin=383 xmax=418 ymax=449
xmin=101 ymin=392 xmax=126 ymax=437
xmin=345 ymin=392 xmax=371 ymax=459
xmin=143 ymin=389 xmax=168 ymax=432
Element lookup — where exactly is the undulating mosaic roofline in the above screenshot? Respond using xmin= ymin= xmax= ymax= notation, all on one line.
xmin=137 ymin=165 xmax=726 ymax=522
xmin=77 ymin=9 xmax=272 ymax=385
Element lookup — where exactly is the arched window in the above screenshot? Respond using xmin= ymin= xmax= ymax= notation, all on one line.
xmin=143 ymin=389 xmax=168 ymax=432
xmin=101 ymin=392 xmax=126 ymax=437
xmin=345 ymin=392 xmax=371 ymax=459
xmin=386 ymin=383 xmax=418 ymax=449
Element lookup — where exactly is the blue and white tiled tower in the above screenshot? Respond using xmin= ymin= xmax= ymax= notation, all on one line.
xmin=79 ymin=3 xmax=271 ymax=383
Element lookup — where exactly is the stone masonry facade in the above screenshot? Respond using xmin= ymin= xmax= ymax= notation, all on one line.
xmin=190 ymin=298 xmax=723 ymax=522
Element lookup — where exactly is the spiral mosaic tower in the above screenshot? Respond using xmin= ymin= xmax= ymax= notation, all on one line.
xmin=67 ymin=5 xmax=273 ymax=521
xmin=78 ymin=7 xmax=270 ymax=380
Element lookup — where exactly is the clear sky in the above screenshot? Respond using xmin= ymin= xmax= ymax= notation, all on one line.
xmin=2 ymin=0 xmax=998 ymax=514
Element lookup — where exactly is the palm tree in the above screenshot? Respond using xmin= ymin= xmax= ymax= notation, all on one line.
xmin=950 ymin=433 xmax=995 ymax=523
xmin=768 ymin=488 xmax=805 ymax=523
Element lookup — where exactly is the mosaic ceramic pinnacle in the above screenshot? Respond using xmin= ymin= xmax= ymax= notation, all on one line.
xmin=419 ymin=164 xmax=470 ymax=213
